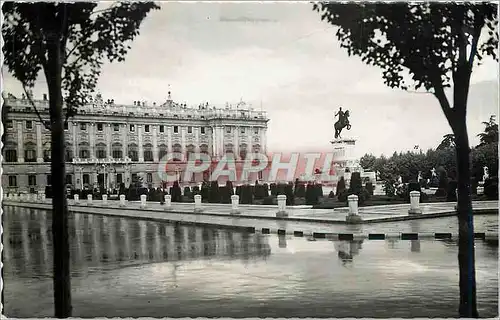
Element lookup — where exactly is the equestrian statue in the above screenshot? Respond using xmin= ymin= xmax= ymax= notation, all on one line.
xmin=334 ymin=107 xmax=351 ymax=139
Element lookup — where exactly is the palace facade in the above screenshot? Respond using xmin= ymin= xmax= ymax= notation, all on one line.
xmin=2 ymin=92 xmax=269 ymax=193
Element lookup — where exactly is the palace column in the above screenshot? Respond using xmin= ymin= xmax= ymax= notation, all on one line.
xmin=234 ymin=126 xmax=239 ymax=160
xmin=211 ymin=126 xmax=217 ymax=158
xmin=89 ymin=123 xmax=96 ymax=159
xmin=138 ymin=125 xmax=144 ymax=162
xmin=153 ymin=126 xmax=159 ymax=162
xmin=17 ymin=121 xmax=24 ymax=163
xmin=246 ymin=127 xmax=252 ymax=155
xmin=167 ymin=126 xmax=172 ymax=153
xmin=261 ymin=127 xmax=267 ymax=154
xmin=181 ymin=127 xmax=186 ymax=158
xmin=194 ymin=127 xmax=200 ymax=153
xmin=72 ymin=122 xmax=77 ymax=159
xmin=36 ymin=123 xmax=43 ymax=162
xmin=106 ymin=123 xmax=112 ymax=158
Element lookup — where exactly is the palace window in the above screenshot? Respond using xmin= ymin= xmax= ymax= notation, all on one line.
xmin=240 ymin=127 xmax=245 ymax=134
xmin=28 ymin=175 xmax=37 ymax=186
xmin=97 ymin=123 xmax=103 ymax=131
xmin=254 ymin=127 xmax=259 ymax=135
xmin=6 ymin=120 xmax=13 ymax=129
xmin=226 ymin=127 xmax=231 ymax=134
xmin=64 ymin=122 xmax=68 ymax=130
xmin=130 ymin=124 xmax=135 ymax=132
xmin=187 ymin=126 xmax=192 ymax=134
xmin=66 ymin=174 xmax=73 ymax=185
xmin=8 ymin=176 xmax=17 ymax=187
xmin=65 ymin=149 xmax=73 ymax=162
xmin=43 ymin=149 xmax=51 ymax=162
xmin=201 ymin=127 xmax=206 ymax=134
xmin=80 ymin=123 xmax=87 ymax=131
xmin=173 ymin=126 xmax=179 ymax=133
xmin=5 ymin=149 xmax=17 ymax=162
xmin=131 ymin=173 xmax=138 ymax=183
xmin=112 ymin=150 xmax=123 ymax=159
xmin=113 ymin=124 xmax=120 ymax=132
xmin=79 ymin=149 xmax=90 ymax=159
xmin=159 ymin=125 xmax=164 ymax=133
xmin=144 ymin=150 xmax=153 ymax=162
xmin=143 ymin=144 xmax=153 ymax=162
xmin=145 ymin=125 xmax=150 ymax=133
xmin=129 ymin=150 xmax=139 ymax=162
xmin=116 ymin=173 xmax=123 ymax=185
xmin=82 ymin=174 xmax=90 ymax=185
xmin=97 ymin=149 xmax=107 ymax=159
xmin=159 ymin=145 xmax=168 ymax=159
xmin=24 ymin=149 xmax=36 ymax=162
xmin=146 ymin=173 xmax=153 ymax=184
xmin=26 ymin=120 xmax=33 ymax=129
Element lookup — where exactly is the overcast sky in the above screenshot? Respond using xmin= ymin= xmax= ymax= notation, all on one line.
xmin=3 ymin=2 xmax=499 ymax=157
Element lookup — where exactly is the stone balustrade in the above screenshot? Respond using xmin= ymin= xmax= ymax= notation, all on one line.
xmin=276 ymin=194 xmax=287 ymax=217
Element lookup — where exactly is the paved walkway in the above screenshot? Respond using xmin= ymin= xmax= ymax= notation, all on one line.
xmin=3 ymin=199 xmax=498 ymax=237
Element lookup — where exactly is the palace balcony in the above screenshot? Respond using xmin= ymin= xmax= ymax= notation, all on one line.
xmin=71 ymin=157 xmax=132 ymax=165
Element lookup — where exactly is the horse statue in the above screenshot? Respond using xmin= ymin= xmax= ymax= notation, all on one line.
xmin=334 ymin=109 xmax=351 ymax=139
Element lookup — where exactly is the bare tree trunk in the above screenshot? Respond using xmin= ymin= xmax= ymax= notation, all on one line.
xmin=454 ymin=123 xmax=478 ymax=318
xmin=47 ymin=29 xmax=72 ymax=318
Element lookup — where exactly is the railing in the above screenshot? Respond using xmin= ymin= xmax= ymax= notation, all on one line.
xmin=71 ymin=157 xmax=131 ymax=165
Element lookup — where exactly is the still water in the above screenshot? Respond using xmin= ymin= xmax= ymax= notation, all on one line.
xmin=2 ymin=206 xmax=498 ymax=318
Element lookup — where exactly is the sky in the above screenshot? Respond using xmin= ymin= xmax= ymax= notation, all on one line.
xmin=3 ymin=2 xmax=499 ymax=157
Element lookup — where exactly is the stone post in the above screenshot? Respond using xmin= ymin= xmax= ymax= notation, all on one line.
xmin=102 ymin=194 xmax=108 ymax=205
xmin=74 ymin=194 xmax=80 ymax=204
xmin=140 ymin=194 xmax=147 ymax=208
xmin=194 ymin=194 xmax=203 ymax=213
xmin=87 ymin=194 xmax=93 ymax=205
xmin=346 ymin=194 xmax=362 ymax=223
xmin=276 ymin=194 xmax=287 ymax=217
xmin=231 ymin=195 xmax=240 ymax=214
xmin=408 ymin=191 xmax=422 ymax=215
xmin=13 ymin=193 xmax=18 ymax=201
xmin=119 ymin=194 xmax=126 ymax=207
xmin=40 ymin=193 xmax=46 ymax=202
xmin=164 ymin=194 xmax=171 ymax=211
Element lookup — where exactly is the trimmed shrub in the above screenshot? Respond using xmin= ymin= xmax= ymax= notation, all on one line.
xmin=209 ymin=181 xmax=220 ymax=203
xmin=183 ymin=186 xmax=192 ymax=199
xmin=305 ymin=183 xmax=320 ymax=205
xmin=285 ymin=183 xmax=295 ymax=205
xmin=171 ymin=181 xmax=182 ymax=202
xmin=446 ymin=180 xmax=458 ymax=202
xmin=201 ymin=182 xmax=210 ymax=202
xmin=270 ymin=183 xmax=278 ymax=196
xmin=336 ymin=177 xmax=346 ymax=196
xmin=192 ymin=186 xmax=200 ymax=195
xmin=263 ymin=196 xmax=275 ymax=205
xmin=328 ymin=191 xmax=335 ymax=198
xmin=484 ymin=176 xmax=499 ymax=200
xmin=365 ymin=182 xmax=374 ymax=197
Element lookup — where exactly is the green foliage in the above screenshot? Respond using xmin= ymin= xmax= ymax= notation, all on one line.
xmin=359 ymin=154 xmax=377 ymax=171
xmin=349 ymin=172 xmax=363 ymax=194
xmin=437 ymin=134 xmax=456 ymax=150
xmin=312 ymin=3 xmax=497 ymax=93
xmin=477 ymin=115 xmax=498 ymax=147
xmin=2 ymin=2 xmax=160 ymax=116
xmin=365 ymin=182 xmax=374 ymax=196
xmin=209 ymin=181 xmax=220 ymax=203
xmin=383 ymin=180 xmax=396 ymax=197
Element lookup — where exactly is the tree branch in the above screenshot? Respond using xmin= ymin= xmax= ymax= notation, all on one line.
xmin=22 ymin=83 xmax=51 ymax=130
xmin=467 ymin=14 xmax=485 ymax=73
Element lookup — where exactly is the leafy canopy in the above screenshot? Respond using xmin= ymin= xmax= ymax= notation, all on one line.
xmin=313 ymin=3 xmax=498 ymax=92
xmin=2 ymin=2 xmax=160 ymax=122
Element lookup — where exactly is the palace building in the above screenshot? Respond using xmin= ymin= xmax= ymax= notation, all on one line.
xmin=2 ymin=92 xmax=269 ymax=194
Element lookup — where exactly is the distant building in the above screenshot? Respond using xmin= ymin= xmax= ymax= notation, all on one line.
xmin=2 ymin=92 xmax=269 ymax=193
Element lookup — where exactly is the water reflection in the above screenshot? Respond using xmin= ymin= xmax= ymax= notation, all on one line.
xmin=2 ymin=206 xmax=498 ymax=318
xmin=2 ymin=206 xmax=272 ymax=279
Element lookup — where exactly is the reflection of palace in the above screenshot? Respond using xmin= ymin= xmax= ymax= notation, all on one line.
xmin=2 ymin=92 xmax=269 ymax=193
xmin=2 ymin=207 xmax=271 ymax=277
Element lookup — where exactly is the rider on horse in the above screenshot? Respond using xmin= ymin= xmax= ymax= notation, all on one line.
xmin=334 ymin=107 xmax=351 ymax=139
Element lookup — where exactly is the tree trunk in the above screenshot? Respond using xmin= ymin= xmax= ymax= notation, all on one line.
xmin=46 ymin=30 xmax=72 ymax=318
xmin=454 ymin=124 xmax=478 ymax=318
